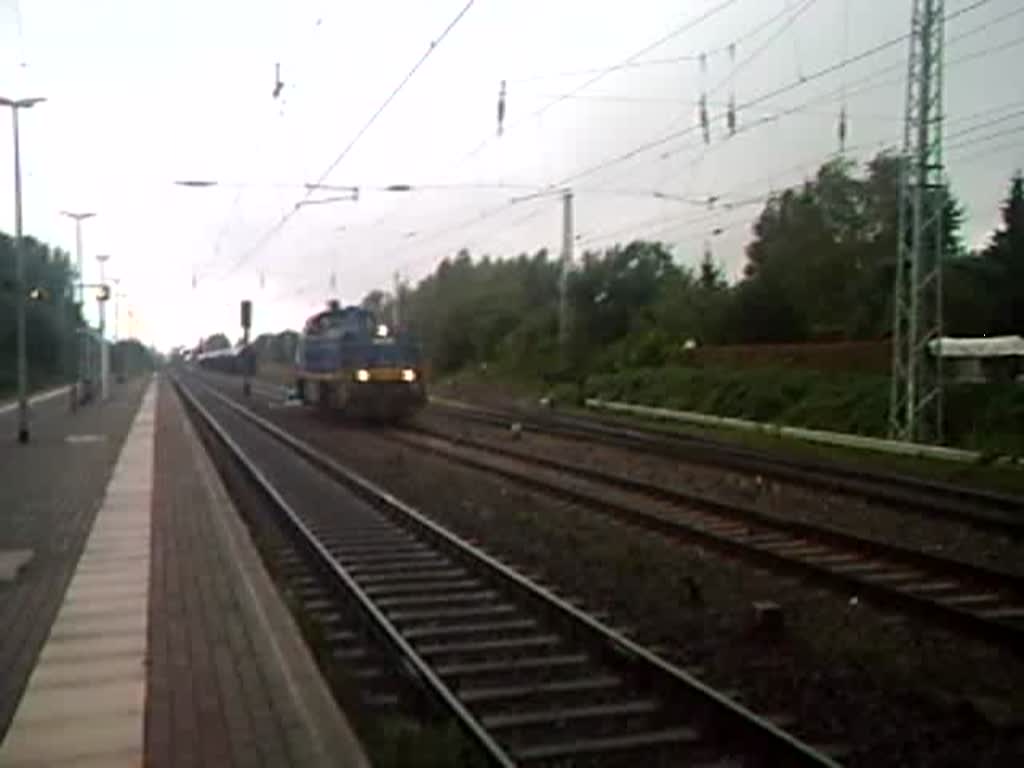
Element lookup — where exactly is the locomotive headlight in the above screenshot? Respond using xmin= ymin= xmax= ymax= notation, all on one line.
xmin=401 ymin=368 xmax=417 ymax=383
xmin=355 ymin=369 xmax=371 ymax=382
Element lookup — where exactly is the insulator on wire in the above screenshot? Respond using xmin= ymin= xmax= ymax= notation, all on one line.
xmin=497 ymin=80 xmax=507 ymax=137
xmin=699 ymin=95 xmax=710 ymax=145
xmin=838 ymin=0 xmax=850 ymax=154
xmin=698 ymin=52 xmax=710 ymax=145
xmin=260 ymin=272 xmax=265 ymax=290
xmin=727 ymin=43 xmax=737 ymax=137
xmin=329 ymin=272 xmax=337 ymax=291
xmin=191 ymin=272 xmax=197 ymax=289
xmin=272 ymin=62 xmax=284 ymax=99
xmin=838 ymin=105 xmax=848 ymax=153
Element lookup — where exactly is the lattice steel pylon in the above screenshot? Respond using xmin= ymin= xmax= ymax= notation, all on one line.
xmin=889 ymin=0 xmax=946 ymax=444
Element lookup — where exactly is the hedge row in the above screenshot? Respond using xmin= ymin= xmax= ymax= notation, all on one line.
xmin=584 ymin=366 xmax=1024 ymax=455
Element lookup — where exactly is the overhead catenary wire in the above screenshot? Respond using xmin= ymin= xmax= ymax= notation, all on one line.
xmin=358 ymin=0 xmax=770 ymax=260
xmin=488 ymin=81 xmax=1024 ymax=261
xmin=385 ymin=24 xmax=907 ymax=262
xmin=530 ymin=0 xmax=1011 ymax=194
xmin=215 ymin=0 xmax=477 ymax=282
xmin=494 ymin=1 xmax=815 ymax=89
xmin=489 ymin=0 xmax=829 ymax=209
xmin=271 ymin=0 xmax=1010 ymax=300
xmin=358 ymin=0 xmax=844 ymax=269
xmin=354 ymin=0 xmax=752 ymax=247
xmin=644 ymin=20 xmax=1024 ymax=195
xmin=462 ymin=0 xmax=746 ymax=163
xmin=786 ymin=0 xmax=805 ymax=81
xmin=517 ymin=2 xmax=1009 ymax=257
xmin=946 ymin=122 xmax=1024 ymax=153
xmin=587 ymin=98 xmax=1024 ymax=254
xmin=195 ymin=6 xmax=337 ymax=284
xmin=951 ymin=137 xmax=1024 ymax=166
xmin=382 ymin=8 xmax=1017 ymax=283
xmin=838 ymin=0 xmax=851 ymax=153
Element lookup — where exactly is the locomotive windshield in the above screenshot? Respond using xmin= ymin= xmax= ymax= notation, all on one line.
xmin=304 ymin=306 xmax=376 ymax=338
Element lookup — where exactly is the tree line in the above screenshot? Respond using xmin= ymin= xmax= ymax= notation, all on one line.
xmin=0 ymin=233 xmax=154 ymax=393
xmin=365 ymin=154 xmax=1023 ymax=381
xmin=0 ymin=234 xmax=78 ymax=391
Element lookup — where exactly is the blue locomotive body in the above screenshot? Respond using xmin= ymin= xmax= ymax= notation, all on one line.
xmin=295 ymin=303 xmax=426 ymax=420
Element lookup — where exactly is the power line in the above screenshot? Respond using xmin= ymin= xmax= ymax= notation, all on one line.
xmin=512 ymin=9 xmax=1017 ymax=261
xmin=195 ymin=8 xmax=338 ymax=281
xmin=651 ymin=19 xmax=1024 ymax=173
xmin=391 ymin=25 xmax=1024 ymax=277
xmin=547 ymin=2 xmax=1018 ymax=192
xmin=564 ymin=87 xmax=1024 ymax=254
xmin=713 ymin=0 xmax=819 ymax=92
xmin=281 ymin=0 xmax=1010 ymax=297
xmin=356 ymin=0 xmax=850 ymax=271
xmin=382 ymin=0 xmax=832 ymax=268
xmin=945 ymin=107 xmax=1024 ymax=142
xmin=311 ymin=1 xmax=477 ymax=191
xmin=951 ymin=137 xmax=1024 ymax=166
xmin=461 ymin=0 xmax=744 ymax=163
xmin=947 ymin=122 xmax=1024 ymax=153
xmin=333 ymin=4 xmax=760 ymax=252
xmin=506 ymin=55 xmax=705 ymax=83
xmin=217 ymin=0 xmax=476 ymax=281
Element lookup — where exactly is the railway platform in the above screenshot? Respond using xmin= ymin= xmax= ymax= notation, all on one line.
xmin=0 ymin=375 xmax=368 ymax=767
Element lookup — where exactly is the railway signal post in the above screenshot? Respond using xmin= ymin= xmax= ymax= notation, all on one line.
xmin=559 ymin=189 xmax=574 ymax=367
xmin=96 ymin=255 xmax=111 ymax=401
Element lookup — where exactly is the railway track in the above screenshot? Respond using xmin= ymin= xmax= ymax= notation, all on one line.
xmin=384 ymin=423 xmax=1024 ymax=656
xmin=429 ymin=399 xmax=1024 ymax=538
xmin=175 ymin=373 xmax=841 ymax=767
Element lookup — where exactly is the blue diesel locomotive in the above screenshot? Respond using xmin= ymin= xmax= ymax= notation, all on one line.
xmin=294 ymin=302 xmax=426 ymax=420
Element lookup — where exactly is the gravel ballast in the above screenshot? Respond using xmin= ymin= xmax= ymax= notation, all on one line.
xmin=203 ymin=376 xmax=1024 ymax=766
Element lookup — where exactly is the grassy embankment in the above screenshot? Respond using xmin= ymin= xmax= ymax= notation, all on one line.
xmin=436 ymin=365 xmax=1024 ymax=496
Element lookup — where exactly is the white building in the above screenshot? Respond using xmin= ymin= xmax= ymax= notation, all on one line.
xmin=929 ymin=336 xmax=1024 ymax=383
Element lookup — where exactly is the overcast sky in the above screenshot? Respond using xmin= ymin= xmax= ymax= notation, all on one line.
xmin=1 ymin=0 xmax=1022 ymax=351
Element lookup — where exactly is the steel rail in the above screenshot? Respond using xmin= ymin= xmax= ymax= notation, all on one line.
xmin=179 ymin=371 xmax=841 ymax=767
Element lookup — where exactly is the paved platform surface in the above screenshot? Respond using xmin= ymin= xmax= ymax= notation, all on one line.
xmin=0 ymin=376 xmax=368 ymax=767
xmin=0 ymin=376 xmax=149 ymax=741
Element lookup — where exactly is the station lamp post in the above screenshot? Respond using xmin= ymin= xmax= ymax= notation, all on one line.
xmin=60 ymin=210 xmax=96 ymax=407
xmin=1 ymin=95 xmax=46 ymax=444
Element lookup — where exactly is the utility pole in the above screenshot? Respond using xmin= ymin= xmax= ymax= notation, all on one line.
xmin=61 ymin=210 xmax=96 ymax=407
xmin=559 ymin=189 xmax=574 ymax=365
xmin=889 ymin=0 xmax=945 ymax=443
xmin=96 ymin=254 xmax=110 ymax=401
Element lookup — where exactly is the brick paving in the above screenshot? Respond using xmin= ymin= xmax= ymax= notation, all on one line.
xmin=0 ymin=381 xmax=155 ymax=765
xmin=0 ymin=376 xmax=150 ymax=741
xmin=146 ymin=379 xmax=368 ymax=768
